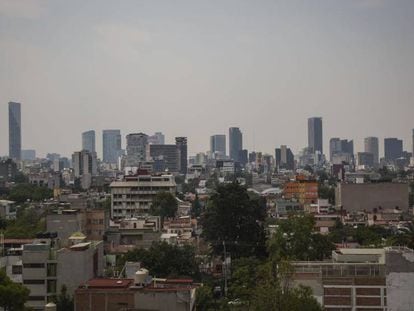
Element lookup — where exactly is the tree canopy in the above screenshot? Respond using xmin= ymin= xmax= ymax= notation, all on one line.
xmin=0 ymin=269 xmax=29 ymax=310
xmin=150 ymin=192 xmax=178 ymax=220
xmin=268 ymin=214 xmax=335 ymax=261
xmin=123 ymin=242 xmax=199 ymax=279
xmin=8 ymin=183 xmax=53 ymax=203
xmin=201 ymin=183 xmax=267 ymax=259
xmin=4 ymin=207 xmax=45 ymax=238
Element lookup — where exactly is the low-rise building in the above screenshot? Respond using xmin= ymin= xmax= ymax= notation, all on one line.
xmin=336 ymin=182 xmax=409 ymax=213
xmin=21 ymin=239 xmax=104 ymax=310
xmin=293 ymin=247 xmax=414 ymax=311
xmin=105 ymin=216 xmax=161 ymax=252
xmin=74 ymin=272 xmax=198 ymax=311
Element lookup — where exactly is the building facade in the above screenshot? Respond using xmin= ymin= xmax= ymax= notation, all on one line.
xmin=275 ymin=145 xmax=294 ymax=170
xmin=384 ymin=138 xmax=403 ymax=162
xmin=149 ymin=144 xmax=180 ymax=173
xmin=357 ymin=152 xmax=375 ymax=168
xmin=8 ymin=101 xmax=21 ymax=161
xmin=308 ymin=117 xmax=323 ymax=154
xmin=175 ymin=137 xmax=187 ymax=174
xmin=102 ymin=129 xmax=122 ymax=164
xmin=110 ymin=174 xmax=176 ymax=218
xmin=229 ymin=127 xmax=242 ymax=162
xmin=148 ymin=132 xmax=165 ymax=145
xmin=364 ymin=136 xmax=379 ymax=166
xmin=210 ymin=135 xmax=226 ymax=158
xmin=126 ymin=133 xmax=148 ymax=167
xmin=82 ymin=130 xmax=96 ymax=153
xmin=336 ymin=182 xmax=409 ymax=212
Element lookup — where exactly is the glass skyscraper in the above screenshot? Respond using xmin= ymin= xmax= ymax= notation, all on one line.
xmin=308 ymin=117 xmax=323 ymax=154
xmin=8 ymin=102 xmax=21 ymax=160
xmin=82 ymin=130 xmax=96 ymax=153
xmin=103 ymin=130 xmax=122 ymax=164
xmin=229 ymin=127 xmax=242 ymax=162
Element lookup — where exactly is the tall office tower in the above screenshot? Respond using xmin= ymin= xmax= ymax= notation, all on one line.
xmin=210 ymin=135 xmax=226 ymax=158
xmin=329 ymin=138 xmax=341 ymax=162
xmin=384 ymin=138 xmax=403 ymax=161
xmin=149 ymin=144 xmax=180 ymax=172
xmin=82 ymin=130 xmax=96 ymax=153
xmin=229 ymin=127 xmax=243 ymax=162
xmin=126 ymin=133 xmax=148 ymax=166
xmin=238 ymin=149 xmax=248 ymax=166
xmin=8 ymin=102 xmax=21 ymax=160
xmin=148 ymin=132 xmax=165 ymax=145
xmin=357 ymin=152 xmax=374 ymax=167
xmin=175 ymin=137 xmax=187 ymax=174
xmin=329 ymin=138 xmax=354 ymax=163
xmin=308 ymin=117 xmax=323 ymax=154
xmin=364 ymin=137 xmax=379 ymax=165
xmin=411 ymin=129 xmax=414 ymax=158
xmin=103 ymin=130 xmax=122 ymax=164
xmin=275 ymin=145 xmax=295 ymax=170
xmin=72 ymin=150 xmax=98 ymax=177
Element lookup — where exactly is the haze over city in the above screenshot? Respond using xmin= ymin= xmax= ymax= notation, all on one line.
xmin=1 ymin=0 xmax=414 ymax=157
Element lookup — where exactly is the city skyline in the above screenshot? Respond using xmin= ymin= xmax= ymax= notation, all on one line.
xmin=0 ymin=1 xmax=414 ymax=157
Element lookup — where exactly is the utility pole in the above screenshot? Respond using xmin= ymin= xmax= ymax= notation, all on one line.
xmin=223 ymin=241 xmax=228 ymax=297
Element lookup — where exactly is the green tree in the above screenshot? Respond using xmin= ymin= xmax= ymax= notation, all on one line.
xmin=195 ymin=285 xmax=215 ymax=311
xmin=268 ymin=214 xmax=335 ymax=261
xmin=318 ymin=184 xmax=335 ymax=205
xmin=123 ymin=242 xmax=199 ymax=278
xmin=8 ymin=183 xmax=53 ymax=203
xmin=4 ymin=207 xmax=45 ymax=238
xmin=150 ymin=192 xmax=178 ymax=221
xmin=252 ymin=260 xmax=322 ymax=311
xmin=228 ymin=257 xmax=263 ymax=307
xmin=55 ymin=285 xmax=74 ymax=311
xmin=191 ymin=194 xmax=202 ymax=218
xmin=0 ymin=269 xmax=29 ymax=310
xmin=201 ymin=183 xmax=267 ymax=258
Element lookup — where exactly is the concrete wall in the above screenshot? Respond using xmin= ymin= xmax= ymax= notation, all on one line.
xmin=336 ymin=183 xmax=409 ymax=212
xmin=57 ymin=242 xmax=104 ymax=296
xmin=386 ymin=250 xmax=414 ymax=311
xmin=134 ymin=289 xmax=196 ymax=311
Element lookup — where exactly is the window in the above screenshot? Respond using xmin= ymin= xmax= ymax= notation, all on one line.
xmin=24 ymin=279 xmax=45 ymax=285
xmin=12 ymin=265 xmax=22 ymax=275
xmin=23 ymin=263 xmax=45 ymax=268
xmin=47 ymin=280 xmax=57 ymax=294
xmin=99 ymin=219 xmax=104 ymax=225
xmin=47 ymin=263 xmax=57 ymax=277
xmin=29 ymin=296 xmax=45 ymax=301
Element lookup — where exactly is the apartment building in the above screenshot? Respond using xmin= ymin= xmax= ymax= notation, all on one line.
xmin=21 ymin=239 xmax=103 ymax=310
xmin=110 ymin=174 xmax=176 ymax=218
xmin=293 ymin=247 xmax=414 ymax=310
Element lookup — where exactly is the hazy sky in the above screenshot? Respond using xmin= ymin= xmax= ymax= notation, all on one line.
xmin=0 ymin=0 xmax=413 ymax=158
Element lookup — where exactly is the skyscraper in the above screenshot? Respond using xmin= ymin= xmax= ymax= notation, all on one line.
xmin=103 ymin=130 xmax=122 ymax=164
xmin=412 ymin=129 xmax=414 ymax=157
xmin=275 ymin=145 xmax=294 ymax=170
xmin=126 ymin=133 xmax=148 ymax=166
xmin=364 ymin=137 xmax=379 ymax=165
xmin=329 ymin=138 xmax=341 ymax=162
xmin=308 ymin=117 xmax=323 ymax=154
xmin=82 ymin=130 xmax=96 ymax=153
xmin=148 ymin=132 xmax=165 ymax=145
xmin=384 ymin=138 xmax=403 ymax=161
xmin=175 ymin=137 xmax=187 ymax=174
xmin=8 ymin=102 xmax=21 ymax=160
xmin=229 ymin=127 xmax=243 ymax=162
xmin=210 ymin=135 xmax=226 ymax=158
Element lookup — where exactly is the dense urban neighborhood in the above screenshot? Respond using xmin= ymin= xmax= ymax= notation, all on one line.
xmin=1 ymin=102 xmax=414 ymax=310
